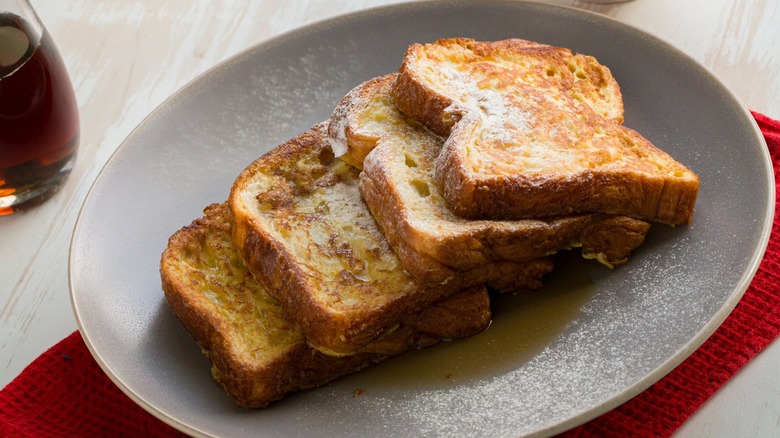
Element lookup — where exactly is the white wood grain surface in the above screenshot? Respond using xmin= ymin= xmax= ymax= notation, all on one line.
xmin=2 ymin=1 xmax=778 ymax=436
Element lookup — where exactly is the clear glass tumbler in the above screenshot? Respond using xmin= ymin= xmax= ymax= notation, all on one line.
xmin=1 ymin=0 xmax=79 ymax=215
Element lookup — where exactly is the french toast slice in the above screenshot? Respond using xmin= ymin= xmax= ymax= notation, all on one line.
xmin=329 ymin=74 xmax=649 ymax=277
xmin=160 ymin=202 xmax=492 ymax=408
xmin=392 ymin=38 xmax=700 ymax=224
xmin=229 ymin=122 xmax=553 ymax=355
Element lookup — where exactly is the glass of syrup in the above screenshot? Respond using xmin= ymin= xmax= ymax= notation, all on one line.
xmin=1 ymin=0 xmax=79 ymax=215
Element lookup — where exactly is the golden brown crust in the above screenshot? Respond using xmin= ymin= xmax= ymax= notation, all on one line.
xmin=392 ymin=38 xmax=699 ymax=224
xmin=392 ymin=63 xmax=457 ymax=138
xmin=435 ymin=124 xmax=699 ymax=224
xmin=228 ymin=123 xmax=549 ymax=355
xmin=579 ymin=214 xmax=651 ymax=267
xmin=160 ymin=203 xmax=492 ymax=408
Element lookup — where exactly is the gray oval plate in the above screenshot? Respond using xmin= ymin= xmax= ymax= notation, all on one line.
xmin=70 ymin=1 xmax=773 ymax=437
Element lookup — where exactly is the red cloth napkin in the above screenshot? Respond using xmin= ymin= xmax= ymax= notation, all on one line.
xmin=2 ymin=113 xmax=779 ymax=438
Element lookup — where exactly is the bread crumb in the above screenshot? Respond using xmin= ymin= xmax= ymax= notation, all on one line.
xmin=353 ymin=388 xmax=365 ymax=398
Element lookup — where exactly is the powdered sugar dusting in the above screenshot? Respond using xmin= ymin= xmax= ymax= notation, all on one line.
xmin=437 ymin=62 xmax=529 ymax=145
xmin=328 ymin=112 xmax=349 ymax=158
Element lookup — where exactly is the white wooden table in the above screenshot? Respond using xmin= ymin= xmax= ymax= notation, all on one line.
xmin=2 ymin=1 xmax=778 ymax=436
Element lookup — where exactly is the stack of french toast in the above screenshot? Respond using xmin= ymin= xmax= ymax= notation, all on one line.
xmin=160 ymin=38 xmax=699 ymax=408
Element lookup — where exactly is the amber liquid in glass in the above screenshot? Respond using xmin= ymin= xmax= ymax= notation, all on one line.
xmin=0 ymin=12 xmax=79 ymax=214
